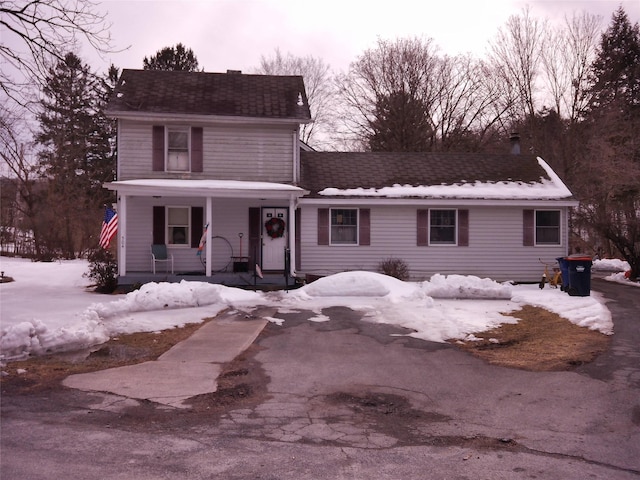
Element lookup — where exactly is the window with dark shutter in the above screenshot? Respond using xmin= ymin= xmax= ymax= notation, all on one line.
xmin=152 ymin=126 xmax=164 ymax=171
xmin=417 ymin=210 xmax=429 ymax=246
xmin=523 ymin=210 xmax=534 ymax=246
xmin=191 ymin=207 xmax=203 ymax=248
xmin=191 ymin=127 xmax=203 ymax=173
xmin=359 ymin=209 xmax=370 ymax=246
xmin=317 ymin=209 xmax=329 ymax=245
xmin=458 ymin=210 xmax=469 ymax=247
xmin=152 ymin=206 xmax=165 ymax=244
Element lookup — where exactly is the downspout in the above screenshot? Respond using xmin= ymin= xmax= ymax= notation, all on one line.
xmin=288 ymin=194 xmax=297 ymax=278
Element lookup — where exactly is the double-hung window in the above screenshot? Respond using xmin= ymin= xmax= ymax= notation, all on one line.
xmin=535 ymin=210 xmax=561 ymax=245
xmin=153 ymin=126 xmax=203 ymax=173
xmin=429 ymin=209 xmax=457 ymax=245
xmin=166 ymin=127 xmax=190 ymax=172
xmin=330 ymin=208 xmax=358 ymax=245
xmin=167 ymin=206 xmax=190 ymax=246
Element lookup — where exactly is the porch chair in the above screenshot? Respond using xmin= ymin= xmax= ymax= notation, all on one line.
xmin=151 ymin=244 xmax=174 ymax=274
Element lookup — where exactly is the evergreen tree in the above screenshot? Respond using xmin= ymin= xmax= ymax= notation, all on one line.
xmin=579 ymin=7 xmax=640 ymax=278
xmin=368 ymin=91 xmax=433 ymax=152
xmin=143 ymin=43 xmax=200 ymax=72
xmin=36 ymin=52 xmax=115 ymax=258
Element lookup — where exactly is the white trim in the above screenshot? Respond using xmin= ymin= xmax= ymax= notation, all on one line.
xmin=118 ymin=195 xmax=127 ymax=275
xmin=534 ymin=208 xmax=562 ymax=246
xmin=105 ymin=179 xmax=308 ymax=199
xmin=165 ymin=126 xmax=191 ymax=173
xmin=106 ymin=111 xmax=312 ymax=125
xmin=428 ymin=208 xmax=458 ymax=246
xmin=299 ymin=198 xmax=578 ymax=207
xmin=329 ymin=207 xmax=359 ymax=246
xmin=166 ymin=206 xmax=191 ymax=247
xmin=205 ymin=197 xmax=212 ymax=277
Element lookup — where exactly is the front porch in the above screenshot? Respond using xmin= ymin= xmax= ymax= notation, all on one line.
xmin=118 ymin=270 xmax=302 ymax=291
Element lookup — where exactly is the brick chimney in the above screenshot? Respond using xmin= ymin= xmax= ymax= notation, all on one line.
xmin=510 ymin=132 xmax=520 ymax=155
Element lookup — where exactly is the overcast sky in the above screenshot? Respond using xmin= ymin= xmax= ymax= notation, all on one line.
xmin=84 ymin=0 xmax=640 ymax=75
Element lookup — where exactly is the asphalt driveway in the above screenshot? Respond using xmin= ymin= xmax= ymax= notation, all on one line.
xmin=1 ymin=278 xmax=639 ymax=479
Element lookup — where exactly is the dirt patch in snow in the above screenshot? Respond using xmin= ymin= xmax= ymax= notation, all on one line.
xmin=0 ymin=317 xmax=214 ymax=395
xmin=451 ymin=305 xmax=611 ymax=371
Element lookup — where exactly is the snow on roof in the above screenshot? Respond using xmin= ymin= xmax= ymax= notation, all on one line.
xmin=112 ymin=179 xmax=303 ymax=191
xmin=318 ymin=158 xmax=572 ymax=200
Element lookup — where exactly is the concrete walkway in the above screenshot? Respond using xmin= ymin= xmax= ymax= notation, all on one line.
xmin=62 ymin=309 xmax=270 ymax=408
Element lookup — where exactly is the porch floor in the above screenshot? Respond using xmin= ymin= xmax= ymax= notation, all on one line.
xmin=118 ymin=271 xmax=301 ymax=291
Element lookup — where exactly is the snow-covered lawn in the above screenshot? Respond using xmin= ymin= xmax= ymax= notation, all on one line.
xmin=0 ymin=256 xmax=616 ymax=361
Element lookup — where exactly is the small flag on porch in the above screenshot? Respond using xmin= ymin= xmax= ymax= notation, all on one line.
xmin=99 ymin=206 xmax=118 ymax=249
xmin=196 ymin=223 xmax=208 ymax=256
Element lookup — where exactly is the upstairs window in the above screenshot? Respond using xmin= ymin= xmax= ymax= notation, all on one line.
xmin=152 ymin=126 xmax=203 ymax=173
xmin=167 ymin=128 xmax=190 ymax=172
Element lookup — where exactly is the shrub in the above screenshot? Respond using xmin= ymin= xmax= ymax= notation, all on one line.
xmin=85 ymin=248 xmax=118 ymax=293
xmin=377 ymin=257 xmax=410 ymax=281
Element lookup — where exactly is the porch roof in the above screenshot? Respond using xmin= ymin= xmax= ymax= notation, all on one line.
xmin=104 ymin=179 xmax=308 ymax=199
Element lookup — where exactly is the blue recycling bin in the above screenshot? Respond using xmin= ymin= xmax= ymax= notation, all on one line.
xmin=566 ymin=257 xmax=592 ymax=296
xmin=556 ymin=257 xmax=570 ymax=291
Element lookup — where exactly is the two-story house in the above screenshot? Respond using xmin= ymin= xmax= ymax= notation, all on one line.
xmin=105 ymin=69 xmax=578 ymax=284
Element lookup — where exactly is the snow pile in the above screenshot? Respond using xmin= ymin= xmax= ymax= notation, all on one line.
xmin=293 ymin=271 xmax=428 ymax=302
xmin=421 ymin=274 xmax=512 ymax=299
xmin=91 ymin=280 xmax=263 ymax=318
xmin=593 ymin=258 xmax=630 ymax=272
xmin=604 ymin=272 xmax=640 ymax=288
xmin=0 ymin=257 xmax=616 ymax=360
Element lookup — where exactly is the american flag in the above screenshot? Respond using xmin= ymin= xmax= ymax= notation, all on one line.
xmin=99 ymin=206 xmax=118 ymax=249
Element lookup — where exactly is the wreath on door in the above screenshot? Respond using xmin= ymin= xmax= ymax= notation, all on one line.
xmin=265 ymin=217 xmax=286 ymax=239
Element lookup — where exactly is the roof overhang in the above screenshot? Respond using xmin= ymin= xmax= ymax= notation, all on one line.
xmin=104 ymin=179 xmax=309 ymax=199
xmin=298 ymin=197 xmax=579 ymax=208
xmin=106 ymin=110 xmax=312 ymax=125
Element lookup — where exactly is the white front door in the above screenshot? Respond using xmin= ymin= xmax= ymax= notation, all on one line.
xmin=262 ymin=207 xmax=287 ymax=270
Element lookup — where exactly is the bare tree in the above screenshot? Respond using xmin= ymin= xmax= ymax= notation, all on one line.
xmin=256 ymin=48 xmax=335 ymax=149
xmin=489 ymin=6 xmax=547 ymax=120
xmin=0 ymin=106 xmax=45 ymax=256
xmin=541 ymin=12 xmax=601 ymax=123
xmin=0 ymin=0 xmax=113 ymax=106
xmin=335 ymin=36 xmax=441 ymax=151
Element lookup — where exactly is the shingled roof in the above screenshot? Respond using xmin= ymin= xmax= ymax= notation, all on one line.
xmin=106 ymin=69 xmax=311 ymax=121
xmin=300 ymin=151 xmax=573 ymax=200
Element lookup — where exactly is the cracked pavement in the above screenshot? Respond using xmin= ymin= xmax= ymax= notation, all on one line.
xmin=2 ymin=278 xmax=639 ymax=479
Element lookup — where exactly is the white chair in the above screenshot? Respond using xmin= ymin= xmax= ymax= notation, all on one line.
xmin=151 ymin=244 xmax=174 ymax=274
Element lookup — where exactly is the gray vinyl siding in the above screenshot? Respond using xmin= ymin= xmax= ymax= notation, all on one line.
xmin=123 ymin=197 xmax=289 ymax=273
xmin=298 ymin=205 xmax=569 ymax=283
xmin=118 ymin=120 xmax=294 ymax=182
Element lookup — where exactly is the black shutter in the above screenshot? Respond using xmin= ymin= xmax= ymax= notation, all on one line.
xmin=359 ymin=209 xmax=370 ymax=246
xmin=318 ymin=208 xmax=329 ymax=245
xmin=417 ymin=209 xmax=429 ymax=246
xmin=191 ymin=127 xmax=203 ymax=172
xmin=152 ymin=126 xmax=164 ymax=171
xmin=191 ymin=207 xmax=203 ymax=248
xmin=523 ymin=210 xmax=535 ymax=246
xmin=458 ymin=209 xmax=469 ymax=247
xmin=152 ymin=206 xmax=165 ymax=244
xmin=248 ymin=207 xmax=261 ymax=268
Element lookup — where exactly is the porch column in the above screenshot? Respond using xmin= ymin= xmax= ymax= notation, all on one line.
xmin=118 ymin=195 xmax=127 ymax=276
xmin=205 ymin=196 xmax=213 ymax=277
xmin=288 ymin=195 xmax=296 ymax=277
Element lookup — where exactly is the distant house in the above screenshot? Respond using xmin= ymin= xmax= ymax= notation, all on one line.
xmin=105 ymin=69 xmax=577 ymax=284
